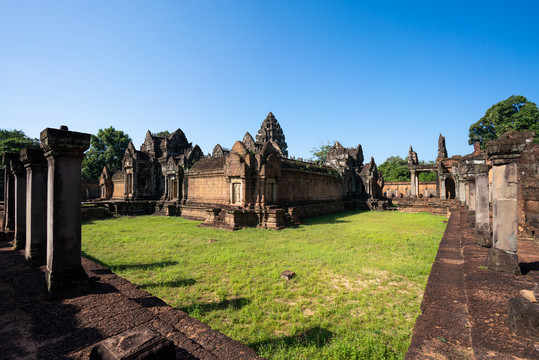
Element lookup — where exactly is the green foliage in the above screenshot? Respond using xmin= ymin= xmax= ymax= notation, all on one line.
xmin=0 ymin=129 xmax=40 ymax=180
xmin=469 ymin=95 xmax=539 ymax=148
xmin=155 ymin=130 xmax=170 ymax=137
xmin=378 ymin=156 xmax=410 ymax=182
xmin=310 ymin=140 xmax=335 ymax=163
xmin=379 ymin=157 xmax=437 ymax=182
xmin=418 ymin=161 xmax=437 ymax=182
xmin=81 ymin=127 xmax=131 ymax=181
xmin=418 ymin=172 xmax=436 ymax=182
xmin=82 ymin=211 xmax=447 ymax=359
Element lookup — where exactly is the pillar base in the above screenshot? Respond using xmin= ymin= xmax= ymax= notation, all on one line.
xmin=475 ymin=223 xmax=492 ymax=247
xmin=46 ymin=265 xmax=89 ymax=299
xmin=467 ymin=210 xmax=476 ymax=227
xmin=486 ymin=248 xmax=521 ymax=275
xmin=508 ymin=297 xmax=539 ymax=341
xmin=12 ymin=234 xmax=25 ymax=250
xmin=25 ymin=246 xmax=46 ymax=267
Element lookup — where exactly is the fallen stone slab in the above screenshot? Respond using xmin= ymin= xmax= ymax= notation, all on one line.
xmin=89 ymin=326 xmax=175 ymax=360
xmin=508 ymin=297 xmax=539 ymax=341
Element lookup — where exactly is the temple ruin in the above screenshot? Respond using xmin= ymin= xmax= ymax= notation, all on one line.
xmin=97 ymin=112 xmax=385 ymax=229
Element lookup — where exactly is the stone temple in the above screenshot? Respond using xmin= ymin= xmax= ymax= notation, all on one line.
xmin=98 ymin=112 xmax=385 ymax=229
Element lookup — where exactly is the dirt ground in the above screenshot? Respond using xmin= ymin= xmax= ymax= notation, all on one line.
xmin=0 ymin=242 xmax=262 ymax=360
xmin=406 ymin=206 xmax=539 ymax=360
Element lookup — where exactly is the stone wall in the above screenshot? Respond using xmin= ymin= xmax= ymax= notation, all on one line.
xmin=111 ymin=179 xmax=125 ymax=199
xmin=187 ymin=171 xmax=229 ymax=205
xmin=383 ymin=181 xmax=437 ymax=198
xmin=276 ymin=168 xmax=343 ymax=203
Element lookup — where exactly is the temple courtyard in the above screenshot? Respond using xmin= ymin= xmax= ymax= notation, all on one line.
xmin=81 ymin=211 xmax=446 ymax=359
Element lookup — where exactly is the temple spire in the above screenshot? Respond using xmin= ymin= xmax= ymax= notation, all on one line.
xmin=255 ymin=112 xmax=288 ymax=157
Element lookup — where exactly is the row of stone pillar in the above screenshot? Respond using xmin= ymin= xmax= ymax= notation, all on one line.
xmin=457 ymin=132 xmax=534 ymax=275
xmin=2 ymin=126 xmax=91 ymax=296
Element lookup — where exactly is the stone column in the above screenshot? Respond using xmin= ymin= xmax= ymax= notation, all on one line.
xmin=21 ymin=149 xmax=48 ymax=265
xmin=468 ymin=179 xmax=476 ymax=211
xmin=40 ymin=126 xmax=91 ymax=296
xmin=475 ymin=164 xmax=491 ymax=247
xmin=459 ymin=180 xmax=466 ymax=204
xmin=2 ymin=153 xmax=18 ymax=234
xmin=410 ymin=170 xmax=417 ymax=197
xmin=11 ymin=157 xmax=26 ymax=250
xmin=487 ymin=162 xmax=519 ymax=274
xmin=440 ymin=175 xmax=447 ymax=199
xmin=485 ymin=132 xmax=532 ymax=275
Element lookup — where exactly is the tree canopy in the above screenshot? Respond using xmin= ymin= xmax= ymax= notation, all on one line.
xmin=378 ymin=156 xmax=437 ymax=182
xmin=378 ymin=156 xmax=410 ymax=182
xmin=469 ymin=95 xmax=539 ymax=148
xmin=310 ymin=140 xmax=335 ymax=163
xmin=81 ymin=127 xmax=132 ymax=181
xmin=0 ymin=129 xmax=40 ymax=180
xmin=155 ymin=130 xmax=170 ymax=137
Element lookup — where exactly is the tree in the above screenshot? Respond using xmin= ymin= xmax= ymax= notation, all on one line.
xmin=0 ymin=129 xmax=40 ymax=180
xmin=81 ymin=127 xmax=132 ymax=181
xmin=378 ymin=157 xmax=437 ymax=182
xmin=310 ymin=140 xmax=335 ymax=163
xmin=155 ymin=130 xmax=170 ymax=137
xmin=378 ymin=156 xmax=410 ymax=182
xmin=469 ymin=95 xmax=539 ymax=148
xmin=418 ymin=161 xmax=437 ymax=182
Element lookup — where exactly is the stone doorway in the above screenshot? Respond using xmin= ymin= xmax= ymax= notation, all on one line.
xmin=445 ymin=177 xmax=456 ymax=199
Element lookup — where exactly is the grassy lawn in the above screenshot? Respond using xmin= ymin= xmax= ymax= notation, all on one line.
xmin=81 ymin=210 xmax=446 ymax=360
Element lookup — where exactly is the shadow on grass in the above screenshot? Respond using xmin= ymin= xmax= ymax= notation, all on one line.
xmin=81 ymin=253 xmax=179 ymax=272
xmin=109 ymin=261 xmax=179 ymax=272
xmin=139 ymin=278 xmax=197 ymax=289
xmin=303 ymin=209 xmax=369 ymax=226
xmin=178 ymin=297 xmax=250 ymax=315
xmin=248 ymin=326 xmax=334 ymax=352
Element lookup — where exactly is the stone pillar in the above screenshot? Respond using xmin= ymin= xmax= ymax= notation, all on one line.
xmin=468 ymin=179 xmax=476 ymax=211
xmin=410 ymin=170 xmax=417 ymax=197
xmin=475 ymin=164 xmax=491 ymax=247
xmin=485 ymin=132 xmax=532 ymax=275
xmin=459 ymin=180 xmax=466 ymax=204
xmin=2 ymin=153 xmax=18 ymax=234
xmin=21 ymin=149 xmax=48 ymax=265
xmin=40 ymin=126 xmax=91 ymax=296
xmin=11 ymin=157 xmax=26 ymax=250
xmin=440 ymin=175 xmax=447 ymax=199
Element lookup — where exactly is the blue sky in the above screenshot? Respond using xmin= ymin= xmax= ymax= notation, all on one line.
xmin=1 ymin=1 xmax=538 ymax=163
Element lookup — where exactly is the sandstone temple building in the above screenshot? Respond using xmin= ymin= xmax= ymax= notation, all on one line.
xmin=98 ymin=112 xmax=385 ymax=229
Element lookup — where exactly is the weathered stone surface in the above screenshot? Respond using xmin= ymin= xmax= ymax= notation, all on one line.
xmin=280 ymin=270 xmax=296 ymax=280
xmin=41 ymin=126 xmax=91 ymax=296
xmin=408 ymin=146 xmax=418 ymax=166
xmin=520 ymin=290 xmax=537 ymax=303
xmin=2 ymin=152 xmax=18 ymax=232
xmin=437 ymin=134 xmax=447 ymax=159
xmin=255 ymin=112 xmax=288 ymax=157
xmin=89 ymin=326 xmax=175 ymax=360
xmin=11 ymin=157 xmax=26 ymax=250
xmin=486 ymin=248 xmax=521 ymax=275
xmin=492 ymin=198 xmax=518 ymax=252
xmin=508 ymin=297 xmax=539 ymax=341
xmin=475 ymin=222 xmax=492 ymax=247
xmin=20 ymin=148 xmax=48 ymax=265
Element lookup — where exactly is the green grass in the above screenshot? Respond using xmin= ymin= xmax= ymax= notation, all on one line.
xmin=82 ymin=210 xmax=446 ymax=360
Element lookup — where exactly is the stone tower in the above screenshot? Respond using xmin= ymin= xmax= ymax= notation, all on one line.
xmin=255 ymin=112 xmax=288 ymax=157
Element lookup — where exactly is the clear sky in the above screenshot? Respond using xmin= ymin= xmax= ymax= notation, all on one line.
xmin=1 ymin=1 xmax=538 ymax=163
